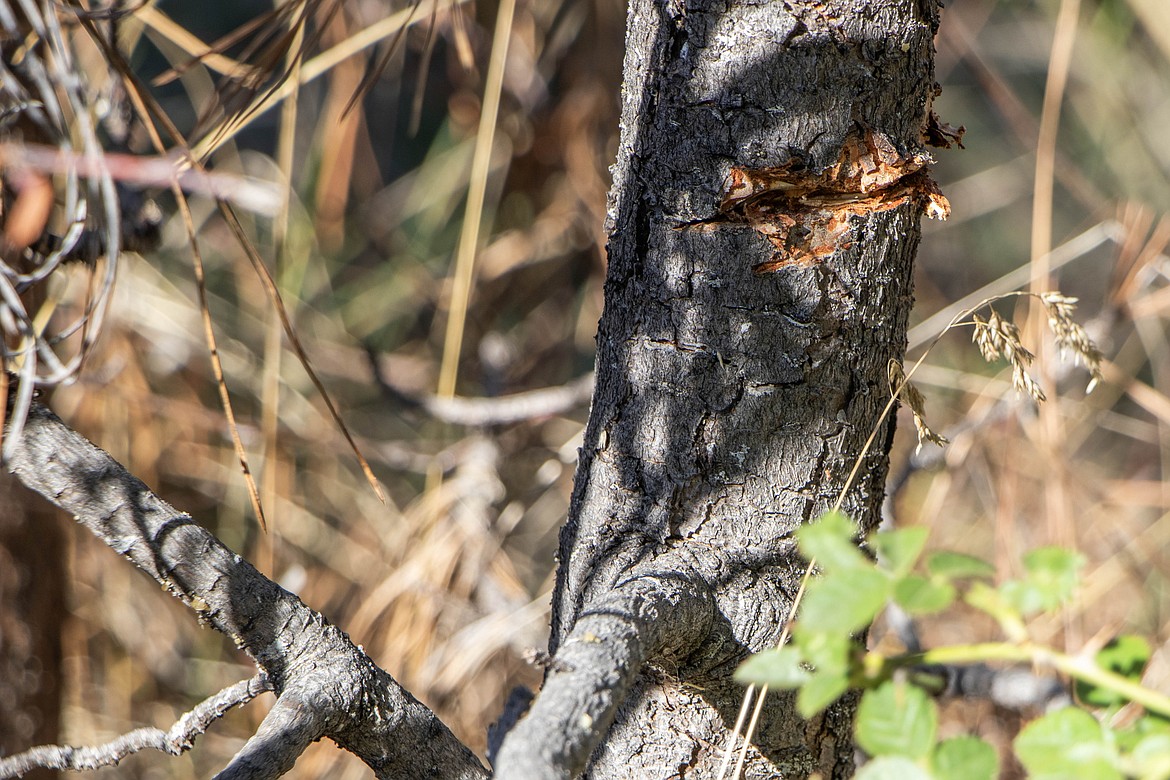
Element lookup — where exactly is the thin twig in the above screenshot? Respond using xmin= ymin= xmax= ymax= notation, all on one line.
xmin=0 ymin=142 xmax=282 ymax=216
xmin=369 ymin=347 xmax=594 ymax=426
xmin=0 ymin=675 xmax=272 ymax=779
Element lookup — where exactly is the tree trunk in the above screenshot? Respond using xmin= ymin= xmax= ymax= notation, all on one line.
xmin=499 ymin=0 xmax=943 ymax=776
xmin=0 ymin=0 xmax=945 ymax=777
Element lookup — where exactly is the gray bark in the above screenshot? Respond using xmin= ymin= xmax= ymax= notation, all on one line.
xmin=0 ymin=676 xmax=270 ymax=776
xmin=2 ymin=401 xmax=488 ymax=780
xmin=498 ymin=0 xmax=942 ymax=776
xmin=1 ymin=0 xmax=942 ymax=777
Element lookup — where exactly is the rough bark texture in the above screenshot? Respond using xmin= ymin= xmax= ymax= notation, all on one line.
xmin=2 ymin=0 xmax=941 ymax=776
xmin=521 ymin=0 xmax=941 ymax=776
xmin=3 ymin=402 xmax=488 ymax=780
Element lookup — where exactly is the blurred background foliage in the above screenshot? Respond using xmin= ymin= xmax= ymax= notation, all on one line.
xmin=4 ymin=0 xmax=1170 ymax=777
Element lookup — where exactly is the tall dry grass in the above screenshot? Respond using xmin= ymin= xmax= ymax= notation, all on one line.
xmin=4 ymin=0 xmax=1170 ymax=777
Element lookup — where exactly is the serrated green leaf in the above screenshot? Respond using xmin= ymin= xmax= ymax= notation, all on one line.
xmin=1014 ymin=708 xmax=1121 ymax=780
xmin=856 ymin=680 xmax=938 ymax=759
xmin=1128 ymin=733 xmax=1170 ymax=780
xmin=735 ymin=647 xmax=810 ymax=689
xmin=855 ymin=756 xmax=934 ymax=780
xmin=932 ymin=736 xmax=998 ymax=780
xmin=797 ymin=669 xmax=849 ymax=718
xmin=926 ymin=551 xmax=996 ymax=580
xmin=798 ymin=511 xmax=870 ymax=571
xmin=1077 ymin=635 xmax=1153 ymax=708
xmin=873 ymin=527 xmax=929 ymax=578
xmin=894 ymin=575 xmax=956 ymax=615
xmin=800 ymin=567 xmax=891 ymax=635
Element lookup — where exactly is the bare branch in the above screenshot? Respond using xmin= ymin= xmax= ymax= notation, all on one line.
xmin=4 ymin=399 xmax=487 ymax=780
xmin=0 ymin=142 xmax=283 ymax=216
xmin=493 ymin=569 xmax=713 ymax=779
xmin=213 ymin=693 xmax=324 ymax=780
xmin=368 ymin=346 xmax=595 ymax=426
xmin=0 ymin=675 xmax=272 ymax=778
xmin=421 ymin=374 xmax=595 ymax=426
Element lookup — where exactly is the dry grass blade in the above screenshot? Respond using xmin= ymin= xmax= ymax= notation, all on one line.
xmin=189 ymin=0 xmax=469 ymax=160
xmin=83 ymin=9 xmax=386 ymax=512
xmin=217 ymin=202 xmax=388 ymax=506
xmin=192 ymin=0 xmax=345 ymax=154
xmin=179 ymin=187 xmax=269 ymax=531
xmin=408 ymin=10 xmax=441 ymax=137
xmin=1126 ymin=0 xmax=1170 ymax=63
xmin=137 ymin=4 xmax=258 ymax=85
xmin=75 ymin=18 xmax=270 ymax=531
xmin=1114 ymin=211 xmax=1170 ymax=314
xmin=437 ymin=0 xmax=518 ymax=399
xmin=1027 ymin=0 xmax=1080 ymax=550
xmin=341 ymin=0 xmax=422 ymax=118
xmin=260 ymin=5 xmax=306 ymax=560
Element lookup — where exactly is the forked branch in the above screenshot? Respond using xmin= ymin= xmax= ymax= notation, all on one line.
xmin=3 ymin=399 xmax=487 ymax=780
xmin=494 ymin=568 xmax=714 ymax=779
xmin=0 ymin=675 xmax=271 ymax=778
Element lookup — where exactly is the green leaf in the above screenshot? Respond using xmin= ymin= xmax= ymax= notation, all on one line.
xmin=856 ymin=680 xmax=938 ymax=760
xmin=932 ymin=736 xmax=998 ymax=780
xmin=964 ymin=581 xmax=1024 ymax=633
xmin=926 ymin=551 xmax=995 ymax=581
xmin=894 ymin=575 xmax=956 ymax=615
xmin=1002 ymin=547 xmax=1084 ymax=615
xmin=873 ymin=527 xmax=929 ymax=578
xmin=999 ymin=580 xmax=1049 ymax=617
xmin=855 ymin=756 xmax=934 ymax=780
xmin=797 ymin=669 xmax=849 ymax=718
xmin=794 ymin=629 xmax=849 ymax=675
xmin=798 ymin=511 xmax=870 ymax=571
xmin=1128 ymin=733 xmax=1170 ymax=780
xmin=1076 ymin=635 xmax=1153 ymax=708
xmin=735 ymin=647 xmax=810 ymax=689
xmin=799 ymin=567 xmax=891 ymax=635
xmin=1015 ymin=708 xmax=1121 ymax=780
xmin=1117 ymin=715 xmax=1170 ymax=753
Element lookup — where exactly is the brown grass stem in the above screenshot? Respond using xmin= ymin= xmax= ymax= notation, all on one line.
xmin=436 ymin=0 xmax=517 ymax=400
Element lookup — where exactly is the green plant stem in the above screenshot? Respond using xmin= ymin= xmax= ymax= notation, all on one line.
xmin=875 ymin=642 xmax=1170 ymax=718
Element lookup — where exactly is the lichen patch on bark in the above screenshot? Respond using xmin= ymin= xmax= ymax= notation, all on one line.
xmin=697 ymin=127 xmax=950 ymax=273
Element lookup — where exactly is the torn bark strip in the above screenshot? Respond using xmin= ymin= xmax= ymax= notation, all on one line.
xmin=695 ymin=127 xmax=950 ymax=273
